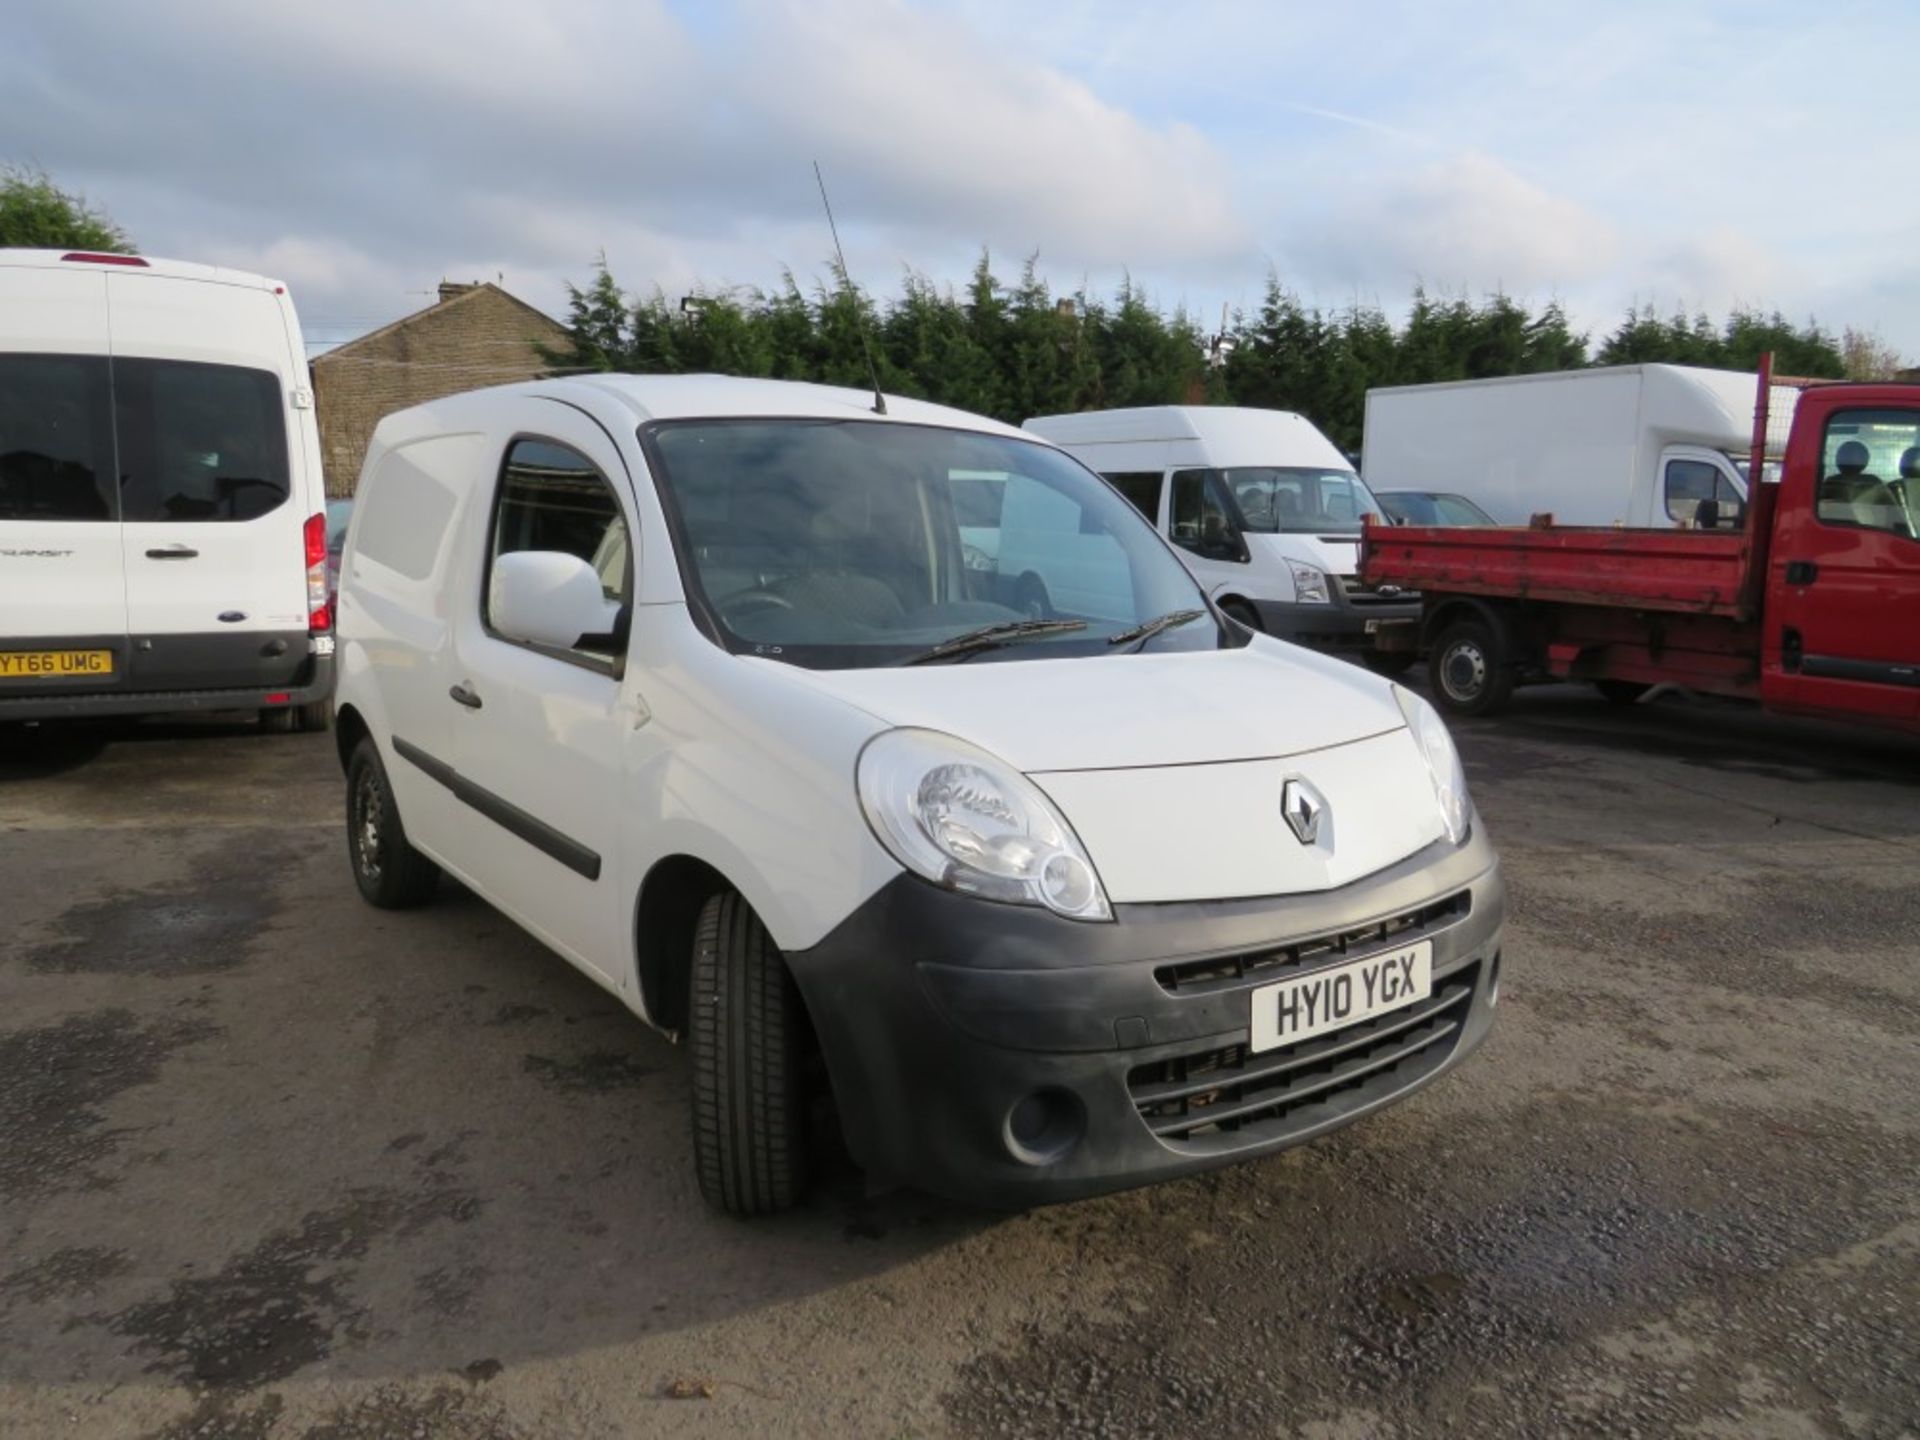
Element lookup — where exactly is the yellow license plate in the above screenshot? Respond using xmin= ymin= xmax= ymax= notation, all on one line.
xmin=0 ymin=649 xmax=115 ymax=679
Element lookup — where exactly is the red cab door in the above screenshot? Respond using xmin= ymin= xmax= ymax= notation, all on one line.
xmin=1764 ymin=389 xmax=1920 ymax=727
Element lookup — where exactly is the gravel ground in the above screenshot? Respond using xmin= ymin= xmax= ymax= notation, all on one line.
xmin=1 ymin=687 xmax=1916 ymax=1439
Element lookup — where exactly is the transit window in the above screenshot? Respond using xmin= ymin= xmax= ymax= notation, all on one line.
xmin=1169 ymin=469 xmax=1239 ymax=557
xmin=1102 ymin=471 xmax=1165 ymax=524
xmin=115 ymin=359 xmax=291 ymax=522
xmin=487 ymin=438 xmax=630 ymax=661
xmin=0 ymin=354 xmax=116 ymax=522
xmin=1816 ymin=410 xmax=1920 ymax=541
xmin=1664 ymin=459 xmax=1743 ymax=528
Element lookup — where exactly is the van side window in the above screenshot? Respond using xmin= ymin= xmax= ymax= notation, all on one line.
xmin=1169 ymin=469 xmax=1239 ymax=558
xmin=115 ymin=359 xmax=291 ymax=522
xmin=486 ymin=438 xmax=630 ymax=659
xmin=0 ymin=354 xmax=116 ymax=522
xmin=1102 ymin=471 xmax=1164 ymax=523
xmin=1664 ymin=459 xmax=1741 ymax=527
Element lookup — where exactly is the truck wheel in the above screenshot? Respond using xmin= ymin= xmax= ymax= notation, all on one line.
xmin=294 ymin=700 xmax=332 ymax=732
xmin=1220 ymin=599 xmax=1262 ymax=632
xmin=690 ymin=890 xmax=808 ymax=1216
xmin=345 ymin=737 xmax=439 ymax=908
xmin=1430 ymin=619 xmax=1514 ymax=717
xmin=1594 ymin=680 xmax=1650 ymax=706
xmin=259 ymin=706 xmax=297 ymax=734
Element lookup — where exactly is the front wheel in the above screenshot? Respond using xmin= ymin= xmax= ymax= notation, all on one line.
xmin=345 ymin=737 xmax=439 ymax=908
xmin=1429 ymin=619 xmax=1515 ymax=717
xmin=690 ymin=891 xmax=808 ymax=1216
xmin=1219 ymin=598 xmax=1262 ymax=632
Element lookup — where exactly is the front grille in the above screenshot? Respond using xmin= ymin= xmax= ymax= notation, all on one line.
xmin=1338 ymin=575 xmax=1417 ymax=607
xmin=1128 ymin=964 xmax=1478 ymax=1151
xmin=1154 ymin=891 xmax=1468 ymax=998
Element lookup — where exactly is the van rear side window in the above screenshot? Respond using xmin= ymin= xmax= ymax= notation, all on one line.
xmin=0 ymin=354 xmax=116 ymax=522
xmin=114 ymin=359 xmax=290 ymax=522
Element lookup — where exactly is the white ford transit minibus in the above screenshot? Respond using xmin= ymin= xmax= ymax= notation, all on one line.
xmin=334 ymin=375 xmax=1504 ymax=1214
xmin=1023 ymin=406 xmax=1421 ymax=673
xmin=0 ymin=251 xmax=333 ymax=729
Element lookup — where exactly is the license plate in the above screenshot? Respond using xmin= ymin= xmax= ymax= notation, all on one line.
xmin=1249 ymin=941 xmax=1432 ymax=1053
xmin=0 ymin=649 xmax=114 ymax=679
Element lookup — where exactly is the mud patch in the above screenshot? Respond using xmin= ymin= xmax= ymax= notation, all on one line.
xmin=105 ymin=1181 xmax=484 ymax=1392
xmin=1 ymin=1245 xmax=131 ymax=1306
xmin=303 ymin=1383 xmax=525 ymax=1440
xmin=21 ymin=829 xmax=304 ymax=977
xmin=942 ymin=1095 xmax=1920 ymax=1439
xmin=0 ymin=1009 xmax=219 ymax=1199
xmin=417 ymin=1262 xmax=488 ymax=1319
xmin=486 ymin=1004 xmax=548 ymax=1026
xmin=520 ymin=1050 xmax=653 ymax=1093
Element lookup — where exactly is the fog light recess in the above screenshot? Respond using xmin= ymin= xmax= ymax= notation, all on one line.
xmin=1003 ymin=1087 xmax=1087 ymax=1167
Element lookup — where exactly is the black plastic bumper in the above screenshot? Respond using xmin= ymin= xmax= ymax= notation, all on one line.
xmin=1251 ymin=593 xmax=1422 ymax=652
xmin=790 ymin=829 xmax=1503 ymax=1208
xmin=0 ymin=644 xmax=333 ymax=721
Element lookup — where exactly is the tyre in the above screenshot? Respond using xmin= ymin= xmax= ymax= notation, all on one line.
xmin=294 ymin=700 xmax=332 ymax=732
xmin=1594 ymin=680 xmax=1650 ymax=706
xmin=259 ymin=706 xmax=297 ymax=734
xmin=690 ymin=890 xmax=808 ymax=1216
xmin=345 ymin=737 xmax=439 ymax=908
xmin=1220 ymin=598 xmax=1262 ymax=631
xmin=1364 ymin=651 xmax=1418 ymax=677
xmin=1429 ymin=618 xmax=1514 ymax=717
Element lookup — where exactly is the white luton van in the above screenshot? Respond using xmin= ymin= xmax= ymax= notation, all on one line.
xmin=0 ymin=250 xmax=334 ymax=729
xmin=334 ymin=374 xmax=1504 ymax=1215
xmin=1021 ymin=406 xmax=1421 ymax=671
xmin=1360 ymin=364 xmax=1795 ymax=530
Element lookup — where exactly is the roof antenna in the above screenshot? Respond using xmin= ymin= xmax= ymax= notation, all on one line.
xmin=813 ymin=160 xmax=886 ymax=416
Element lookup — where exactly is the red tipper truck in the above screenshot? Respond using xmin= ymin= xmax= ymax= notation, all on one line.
xmin=1359 ymin=358 xmax=1920 ymax=735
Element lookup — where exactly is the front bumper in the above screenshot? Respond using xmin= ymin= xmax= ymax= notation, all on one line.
xmin=791 ymin=828 xmax=1503 ymax=1208
xmin=1250 ymin=580 xmax=1420 ymax=653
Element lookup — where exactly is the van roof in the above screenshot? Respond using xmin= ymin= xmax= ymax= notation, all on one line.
xmin=0 ymin=248 xmax=288 ymax=293
xmin=1022 ymin=405 xmax=1349 ymax=470
xmin=539 ymin=373 xmax=1033 ymax=436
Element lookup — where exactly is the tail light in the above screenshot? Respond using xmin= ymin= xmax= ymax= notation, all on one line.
xmin=303 ymin=512 xmax=331 ymax=633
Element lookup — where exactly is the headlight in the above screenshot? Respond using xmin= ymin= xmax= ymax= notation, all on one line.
xmin=857 ymin=728 xmax=1113 ymax=922
xmin=1395 ymin=687 xmax=1472 ymax=844
xmin=1285 ymin=560 xmax=1330 ymax=604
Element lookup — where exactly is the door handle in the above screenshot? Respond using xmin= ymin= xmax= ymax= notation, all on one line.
xmin=1784 ymin=560 xmax=1818 ymax=585
xmin=448 ymin=682 xmax=483 ymax=710
xmin=145 ymin=546 xmax=199 ymax=560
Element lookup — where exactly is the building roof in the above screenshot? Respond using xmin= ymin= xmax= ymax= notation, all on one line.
xmin=309 ymin=281 xmax=567 ymax=368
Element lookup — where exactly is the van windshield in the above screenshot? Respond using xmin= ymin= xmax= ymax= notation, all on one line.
xmin=1214 ymin=466 xmax=1385 ymax=534
xmin=645 ymin=420 xmax=1220 ymax=669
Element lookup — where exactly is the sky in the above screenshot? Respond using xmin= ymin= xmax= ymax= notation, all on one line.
xmin=4 ymin=0 xmax=1915 ymax=362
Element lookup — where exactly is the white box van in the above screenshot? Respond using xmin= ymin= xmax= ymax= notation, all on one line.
xmin=1021 ymin=406 xmax=1421 ymax=672
xmin=0 ymin=250 xmax=333 ymax=729
xmin=333 ymin=375 xmax=1504 ymax=1214
xmin=1360 ymin=364 xmax=1796 ymax=530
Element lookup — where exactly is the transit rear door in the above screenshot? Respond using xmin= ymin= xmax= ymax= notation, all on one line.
xmin=107 ymin=272 xmax=312 ymax=692
xmin=0 ymin=263 xmax=129 ymax=689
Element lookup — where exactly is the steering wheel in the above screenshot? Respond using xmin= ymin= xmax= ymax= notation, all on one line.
xmin=719 ymin=587 xmax=795 ymax=621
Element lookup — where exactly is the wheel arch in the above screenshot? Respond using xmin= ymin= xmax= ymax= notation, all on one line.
xmin=333 ymin=702 xmax=371 ymax=773
xmin=1421 ymin=595 xmax=1517 ymax=652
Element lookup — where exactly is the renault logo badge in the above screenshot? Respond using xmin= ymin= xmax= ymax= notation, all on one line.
xmin=1281 ymin=778 xmax=1326 ymax=845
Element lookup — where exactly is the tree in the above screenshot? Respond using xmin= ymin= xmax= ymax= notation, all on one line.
xmin=0 ymin=165 xmax=134 ymax=253
xmin=1841 ymin=327 xmax=1905 ymax=381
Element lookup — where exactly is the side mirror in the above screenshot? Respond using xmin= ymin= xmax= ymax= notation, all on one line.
xmin=491 ymin=550 xmax=614 ymax=650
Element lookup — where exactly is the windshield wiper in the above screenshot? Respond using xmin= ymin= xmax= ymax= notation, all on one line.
xmin=1106 ymin=608 xmax=1209 ymax=651
xmin=896 ymin=618 xmax=1088 ymax=666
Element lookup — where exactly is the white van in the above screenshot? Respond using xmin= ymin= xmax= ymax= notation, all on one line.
xmin=1021 ymin=406 xmax=1420 ymax=671
xmin=333 ymin=375 xmax=1504 ymax=1214
xmin=1360 ymin=364 xmax=1796 ymax=530
xmin=0 ymin=250 xmax=333 ymax=729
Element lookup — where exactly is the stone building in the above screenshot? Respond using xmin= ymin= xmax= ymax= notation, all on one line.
xmin=309 ymin=281 xmax=573 ymax=495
